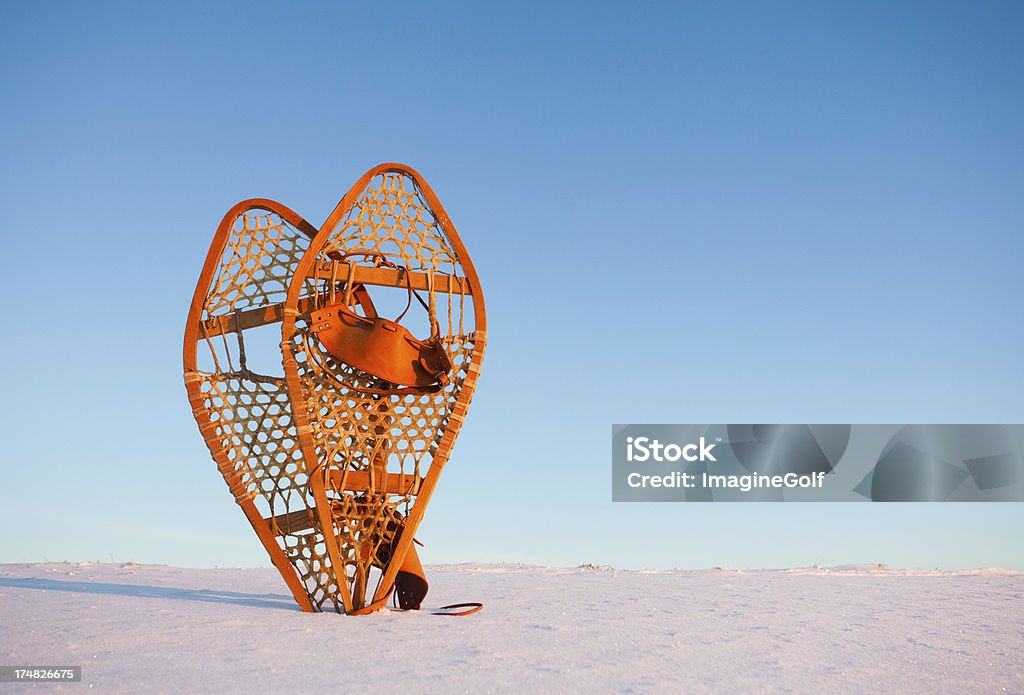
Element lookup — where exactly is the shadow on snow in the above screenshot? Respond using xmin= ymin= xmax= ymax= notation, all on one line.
xmin=0 ymin=577 xmax=301 ymax=611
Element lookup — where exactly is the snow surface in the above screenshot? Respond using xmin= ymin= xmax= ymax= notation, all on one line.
xmin=1 ymin=562 xmax=1021 ymax=693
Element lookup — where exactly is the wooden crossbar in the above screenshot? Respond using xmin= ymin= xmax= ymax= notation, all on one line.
xmin=265 ymin=508 xmax=317 ymax=535
xmin=328 ymin=469 xmax=421 ymax=496
xmin=263 ymin=470 xmax=420 ymax=536
xmin=312 ymin=263 xmax=471 ymax=296
xmin=198 ymin=265 xmax=471 ymax=339
xmin=200 ymin=297 xmax=318 ymax=338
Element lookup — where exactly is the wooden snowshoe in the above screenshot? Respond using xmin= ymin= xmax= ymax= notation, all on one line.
xmin=280 ymin=163 xmax=486 ymax=614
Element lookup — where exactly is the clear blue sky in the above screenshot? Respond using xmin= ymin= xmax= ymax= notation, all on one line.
xmin=2 ymin=1 xmax=1021 ymax=570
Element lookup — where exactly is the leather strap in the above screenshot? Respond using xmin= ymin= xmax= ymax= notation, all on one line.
xmin=384 ymin=602 xmax=484 ymax=616
xmin=351 ymin=535 xmax=482 ymax=616
xmin=304 ymin=335 xmax=446 ymax=396
xmin=338 ymin=252 xmax=415 ymax=323
xmin=337 ymin=252 xmax=438 ymax=333
xmin=311 ymin=253 xmax=449 ymax=395
xmin=430 ymin=603 xmax=484 ymax=617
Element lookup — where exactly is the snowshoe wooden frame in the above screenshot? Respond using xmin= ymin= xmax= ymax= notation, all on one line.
xmin=282 ymin=164 xmax=486 ymax=613
xmin=184 ymin=164 xmax=485 ymax=614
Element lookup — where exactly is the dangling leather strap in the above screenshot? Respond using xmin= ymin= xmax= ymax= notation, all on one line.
xmin=429 ymin=603 xmax=484 ymax=616
xmin=427 ymin=268 xmax=440 ymax=341
xmin=392 ymin=537 xmax=428 ymax=610
xmin=338 ymin=252 xmax=415 ymax=323
xmin=353 ymin=529 xmax=482 ymax=616
xmin=388 ymin=540 xmax=482 ymax=616
xmin=342 ymin=258 xmax=357 ymax=307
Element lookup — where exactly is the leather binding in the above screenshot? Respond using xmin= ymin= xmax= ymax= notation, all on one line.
xmin=310 ymin=254 xmax=452 ymax=392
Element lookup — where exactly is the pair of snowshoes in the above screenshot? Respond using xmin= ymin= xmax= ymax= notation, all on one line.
xmin=183 ymin=164 xmax=486 ymax=615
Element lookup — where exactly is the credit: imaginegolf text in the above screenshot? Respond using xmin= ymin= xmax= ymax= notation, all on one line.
xmin=626 ymin=468 xmax=826 ymax=492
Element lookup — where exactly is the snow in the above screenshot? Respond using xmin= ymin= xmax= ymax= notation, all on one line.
xmin=1 ymin=562 xmax=1021 ymax=693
